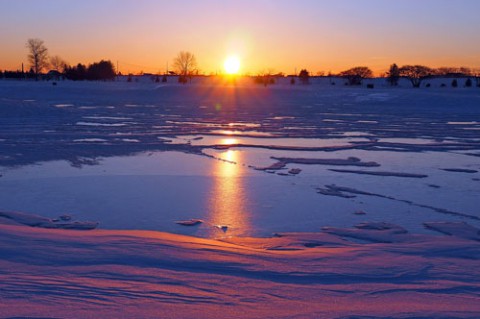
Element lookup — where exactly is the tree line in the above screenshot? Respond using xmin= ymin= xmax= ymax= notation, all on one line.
xmin=1 ymin=38 xmax=479 ymax=88
xmin=64 ymin=61 xmax=116 ymax=81
xmin=0 ymin=39 xmax=198 ymax=83
xmin=384 ymin=64 xmax=479 ymax=88
xmin=256 ymin=65 xmax=479 ymax=88
xmin=0 ymin=38 xmax=116 ymax=81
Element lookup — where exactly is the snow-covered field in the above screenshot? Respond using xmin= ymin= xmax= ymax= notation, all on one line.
xmin=1 ymin=78 xmax=479 ymax=318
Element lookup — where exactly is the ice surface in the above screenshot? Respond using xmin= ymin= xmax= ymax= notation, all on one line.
xmin=0 ymin=80 xmax=479 ymax=237
xmin=1 ymin=79 xmax=480 ymax=318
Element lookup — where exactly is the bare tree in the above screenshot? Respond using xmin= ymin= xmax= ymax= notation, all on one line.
xmin=49 ymin=55 xmax=67 ymax=73
xmin=26 ymin=38 xmax=49 ymax=78
xmin=254 ymin=69 xmax=277 ymax=86
xmin=173 ymin=51 xmax=197 ymax=84
xmin=399 ymin=65 xmax=434 ymax=88
xmin=339 ymin=66 xmax=373 ymax=85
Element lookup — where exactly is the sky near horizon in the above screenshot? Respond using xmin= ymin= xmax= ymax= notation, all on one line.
xmin=0 ymin=0 xmax=479 ymax=75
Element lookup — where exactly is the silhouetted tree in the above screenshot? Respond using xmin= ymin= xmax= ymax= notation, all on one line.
xmin=64 ymin=61 xmax=115 ymax=81
xmin=87 ymin=60 xmax=116 ymax=81
xmin=339 ymin=66 xmax=373 ymax=85
xmin=26 ymin=38 xmax=49 ymax=79
xmin=49 ymin=55 xmax=67 ymax=73
xmin=254 ymin=75 xmax=269 ymax=86
xmin=298 ymin=69 xmax=310 ymax=84
xmin=64 ymin=63 xmax=87 ymax=81
xmin=436 ymin=67 xmax=471 ymax=77
xmin=253 ymin=70 xmax=277 ymax=86
xmin=173 ymin=51 xmax=197 ymax=84
xmin=451 ymin=79 xmax=458 ymax=88
xmin=437 ymin=67 xmax=455 ymax=76
xmin=399 ymin=65 xmax=434 ymax=88
xmin=465 ymin=78 xmax=472 ymax=87
xmin=28 ymin=68 xmax=35 ymax=79
xmin=3 ymin=70 xmax=34 ymax=79
xmin=386 ymin=63 xmax=400 ymax=86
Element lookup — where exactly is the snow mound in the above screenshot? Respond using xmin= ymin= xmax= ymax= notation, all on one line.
xmin=1 ymin=223 xmax=480 ymax=318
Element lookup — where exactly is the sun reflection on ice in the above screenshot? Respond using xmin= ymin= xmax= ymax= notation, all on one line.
xmin=208 ymin=148 xmax=251 ymax=237
xmin=223 ymin=149 xmax=236 ymax=165
xmin=220 ymin=137 xmax=239 ymax=146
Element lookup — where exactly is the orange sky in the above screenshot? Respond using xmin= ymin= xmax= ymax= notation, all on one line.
xmin=1 ymin=0 xmax=479 ymax=75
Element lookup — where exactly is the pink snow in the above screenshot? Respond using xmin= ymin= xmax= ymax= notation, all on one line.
xmin=1 ymin=221 xmax=479 ymax=318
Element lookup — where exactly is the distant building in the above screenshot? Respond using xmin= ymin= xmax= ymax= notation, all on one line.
xmin=45 ymin=70 xmax=62 ymax=81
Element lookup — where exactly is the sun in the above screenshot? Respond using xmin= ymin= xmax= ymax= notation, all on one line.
xmin=224 ymin=56 xmax=241 ymax=75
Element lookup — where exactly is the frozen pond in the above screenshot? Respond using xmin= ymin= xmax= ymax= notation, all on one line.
xmin=0 ymin=81 xmax=479 ymax=238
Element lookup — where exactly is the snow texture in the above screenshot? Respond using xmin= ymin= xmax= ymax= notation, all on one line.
xmin=0 ymin=221 xmax=479 ymax=318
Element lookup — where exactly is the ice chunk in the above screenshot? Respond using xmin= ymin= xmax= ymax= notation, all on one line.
xmin=215 ymin=225 xmax=228 ymax=232
xmin=175 ymin=219 xmax=203 ymax=226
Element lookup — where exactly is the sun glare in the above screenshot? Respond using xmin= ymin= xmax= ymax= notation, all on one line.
xmin=220 ymin=138 xmax=238 ymax=145
xmin=224 ymin=56 xmax=241 ymax=75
